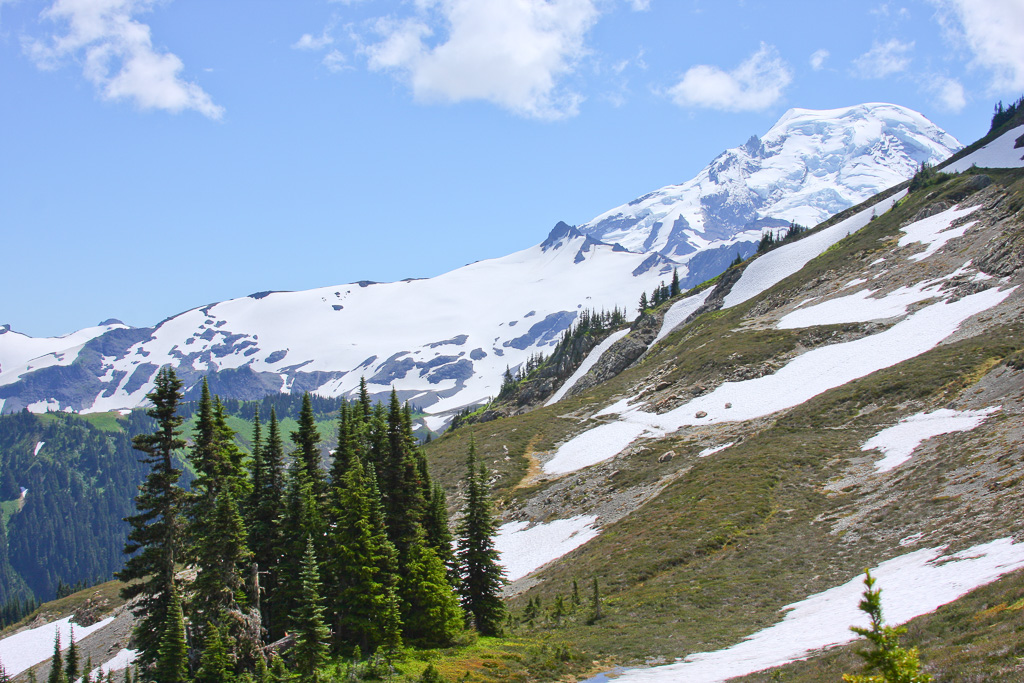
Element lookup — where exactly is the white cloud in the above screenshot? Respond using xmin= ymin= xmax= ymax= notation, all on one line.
xmin=932 ymin=0 xmax=1024 ymax=92
xmin=362 ymin=0 xmax=601 ymax=120
xmin=852 ymin=38 xmax=913 ymax=78
xmin=667 ymin=43 xmax=792 ymax=112
xmin=809 ymin=48 xmax=829 ymax=71
xmin=25 ymin=0 xmax=222 ymax=119
xmin=927 ymin=75 xmax=967 ymax=112
xmin=629 ymin=0 xmax=651 ymax=10
xmin=323 ymin=49 xmax=348 ymax=72
xmin=293 ymin=31 xmax=334 ymax=51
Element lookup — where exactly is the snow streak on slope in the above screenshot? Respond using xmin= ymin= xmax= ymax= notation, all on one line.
xmin=653 ymin=289 xmax=713 ymax=345
xmin=898 ymin=204 xmax=981 ymax=262
xmin=0 ymin=616 xmax=114 ymax=676
xmin=614 ymin=538 xmax=1024 ymax=683
xmin=494 ymin=516 xmax=600 ymax=581
xmin=723 ymin=191 xmax=906 ymax=309
xmin=545 ymin=330 xmax=630 ymax=407
xmin=862 ymin=407 xmax=1001 ymax=472
xmin=544 ymin=286 xmax=1013 ymax=475
xmin=945 ymin=125 xmax=1024 ymax=173
xmin=580 ymin=104 xmax=958 ymax=271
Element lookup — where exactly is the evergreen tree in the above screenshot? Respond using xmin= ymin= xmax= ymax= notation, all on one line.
xmin=638 ymin=291 xmax=648 ymax=314
xmin=194 ymin=622 xmax=233 ymax=683
xmin=277 ymin=465 xmax=323 ymax=633
xmin=64 ymin=625 xmax=78 ymax=683
xmin=455 ymin=439 xmax=506 ymax=635
xmin=670 ymin=268 xmax=681 ymax=297
xmin=155 ymin=582 xmax=189 ymax=683
xmin=324 ymin=457 xmax=402 ymax=653
xmin=291 ymin=537 xmax=329 ymax=683
xmin=589 ymin=576 xmax=603 ymax=623
xmin=419 ymin=664 xmax=446 ymax=683
xmin=400 ymin=543 xmax=464 ymax=647
xmin=47 ymin=631 xmax=64 ymax=683
xmin=0 ymin=662 xmax=9 ymax=683
xmin=255 ymin=409 xmax=286 ymax=639
xmin=291 ymin=393 xmax=325 ymax=498
xmin=117 ymin=367 xmax=187 ymax=672
xmin=423 ymin=484 xmax=458 ymax=585
xmin=843 ymin=570 xmax=932 ymax=683
xmin=381 ymin=390 xmax=426 ymax=566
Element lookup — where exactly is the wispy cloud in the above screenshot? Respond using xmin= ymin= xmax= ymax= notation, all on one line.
xmin=293 ymin=31 xmax=334 ymax=51
xmin=667 ymin=43 xmax=792 ymax=112
xmin=362 ymin=0 xmax=601 ymax=120
xmin=809 ymin=48 xmax=829 ymax=71
xmin=926 ymin=75 xmax=967 ymax=112
xmin=25 ymin=0 xmax=223 ymax=119
xmin=931 ymin=0 xmax=1024 ymax=92
xmin=851 ymin=38 xmax=913 ymax=78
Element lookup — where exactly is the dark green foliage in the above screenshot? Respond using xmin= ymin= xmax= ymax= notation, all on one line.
xmin=419 ymin=663 xmax=447 ymax=683
xmin=381 ymin=390 xmax=427 ymax=565
xmin=290 ymin=393 xmax=326 ymax=498
xmin=291 ymin=538 xmax=329 ymax=682
xmin=323 ymin=456 xmax=402 ymax=653
xmin=47 ymin=631 xmax=64 ymax=683
xmin=400 ymin=544 xmax=464 ymax=647
xmin=253 ymin=410 xmax=286 ymax=639
xmin=277 ymin=465 xmax=323 ymax=634
xmin=117 ymin=367 xmax=187 ymax=671
xmin=670 ymin=268 xmax=681 ymax=297
xmin=757 ymin=222 xmax=807 ymax=254
xmin=843 ymin=570 xmax=933 ymax=683
xmin=588 ymin=577 xmax=602 ymax=624
xmin=424 ymin=484 xmax=458 ymax=584
xmin=64 ymin=626 xmax=78 ymax=683
xmin=638 ymin=291 xmax=648 ymax=313
xmin=155 ymin=583 xmax=189 ymax=683
xmin=455 ymin=439 xmax=506 ymax=635
xmin=195 ymin=622 xmax=233 ymax=683
xmin=990 ymin=95 xmax=1024 ymax=132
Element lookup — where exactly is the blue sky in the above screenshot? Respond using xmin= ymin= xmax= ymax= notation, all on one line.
xmin=2 ymin=0 xmax=1023 ymax=337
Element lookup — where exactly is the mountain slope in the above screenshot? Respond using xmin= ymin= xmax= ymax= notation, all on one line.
xmin=0 ymin=104 xmax=961 ymax=429
xmin=420 ymin=129 xmax=1024 ymax=679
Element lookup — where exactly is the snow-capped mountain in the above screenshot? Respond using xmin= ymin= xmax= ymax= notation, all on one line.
xmin=0 ymin=104 xmax=963 ymax=424
xmin=580 ymin=103 xmax=961 ymax=288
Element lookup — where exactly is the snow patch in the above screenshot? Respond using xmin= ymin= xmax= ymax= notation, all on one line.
xmin=652 ymin=290 xmax=713 ymax=346
xmin=546 ymin=286 xmax=1012 ymax=475
xmin=82 ymin=648 xmax=138 ymax=681
xmin=495 ymin=516 xmax=600 ymax=581
xmin=0 ymin=616 xmax=115 ymax=676
xmin=723 ymin=192 xmax=906 ymax=309
xmin=862 ymin=407 xmax=1000 ymax=472
xmin=614 ymin=538 xmax=1024 ymax=683
xmin=776 ymin=282 xmax=942 ymax=329
xmin=545 ymin=330 xmax=630 ymax=407
xmin=897 ymin=204 xmax=981 ymax=262
xmin=33 ymin=441 xmax=44 ymax=456
xmin=698 ymin=442 xmax=735 ymax=457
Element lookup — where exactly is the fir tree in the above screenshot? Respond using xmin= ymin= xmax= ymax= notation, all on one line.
xmin=589 ymin=576 xmax=603 ymax=623
xmin=47 ymin=631 xmax=64 ymax=683
xmin=638 ymin=291 xmax=648 ymax=314
xmin=455 ymin=439 xmax=506 ymax=635
xmin=64 ymin=625 xmax=78 ymax=683
xmin=255 ymin=409 xmax=286 ymax=639
xmin=194 ymin=622 xmax=233 ymax=683
xmin=291 ymin=537 xmax=329 ymax=683
xmin=843 ymin=570 xmax=932 ymax=683
xmin=423 ymin=483 xmax=458 ymax=585
xmin=0 ymin=662 xmax=9 ymax=683
xmin=155 ymin=582 xmax=189 ymax=683
xmin=381 ymin=390 xmax=426 ymax=565
xmin=400 ymin=543 xmax=464 ymax=647
xmin=670 ymin=268 xmax=681 ymax=297
xmin=117 ymin=367 xmax=186 ymax=672
xmin=291 ymin=393 xmax=325 ymax=498
xmin=324 ymin=457 xmax=402 ymax=653
xmin=419 ymin=664 xmax=446 ymax=683
xmin=277 ymin=465 xmax=323 ymax=634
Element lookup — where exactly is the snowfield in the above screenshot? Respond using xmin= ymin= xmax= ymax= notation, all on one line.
xmin=652 ymin=290 xmax=712 ymax=346
xmin=546 ymin=286 xmax=1013 ymax=476
xmin=945 ymin=125 xmax=1024 ymax=173
xmin=897 ymin=204 xmax=981 ymax=262
xmin=862 ymin=407 xmax=1001 ymax=472
xmin=0 ymin=616 xmax=114 ymax=676
xmin=494 ymin=516 xmax=600 ymax=581
xmin=614 ymin=538 xmax=1024 ymax=682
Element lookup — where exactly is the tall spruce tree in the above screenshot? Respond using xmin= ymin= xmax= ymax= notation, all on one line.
xmin=423 ymin=484 xmax=458 ymax=585
xmin=117 ymin=367 xmax=186 ymax=672
xmin=64 ymin=626 xmax=78 ymax=683
xmin=400 ymin=543 xmax=464 ymax=647
xmin=292 ymin=537 xmax=330 ymax=682
xmin=381 ymin=390 xmax=426 ymax=566
xmin=291 ymin=393 xmax=325 ymax=498
xmin=277 ymin=465 xmax=323 ymax=633
xmin=256 ymin=409 xmax=287 ymax=639
xmin=455 ymin=439 xmax=506 ymax=635
xmin=194 ymin=622 xmax=233 ymax=683
xmin=47 ymin=631 xmax=64 ymax=683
